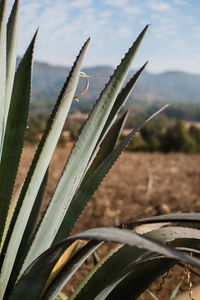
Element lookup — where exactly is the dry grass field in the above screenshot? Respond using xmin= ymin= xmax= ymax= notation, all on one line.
xmin=15 ymin=148 xmax=200 ymax=298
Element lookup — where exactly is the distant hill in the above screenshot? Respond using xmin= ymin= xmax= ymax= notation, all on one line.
xmin=29 ymin=59 xmax=200 ymax=105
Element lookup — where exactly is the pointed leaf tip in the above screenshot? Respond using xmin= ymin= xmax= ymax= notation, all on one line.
xmin=7 ymin=0 xmax=20 ymax=21
xmin=140 ymin=25 xmax=148 ymax=38
xmin=33 ymin=28 xmax=39 ymax=39
xmin=139 ymin=61 xmax=148 ymax=73
xmin=83 ymin=37 xmax=91 ymax=50
xmin=143 ymin=24 xmax=149 ymax=32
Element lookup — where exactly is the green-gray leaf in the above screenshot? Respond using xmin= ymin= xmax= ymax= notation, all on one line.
xmin=9 ymin=227 xmax=200 ymax=300
xmin=124 ymin=212 xmax=200 ymax=229
xmin=53 ymin=111 xmax=128 ymax=243
xmin=0 ymin=31 xmax=37 ymax=250
xmin=5 ymin=0 xmax=20 ymax=129
xmin=0 ymin=0 xmax=7 ymax=155
xmin=22 ymin=25 xmax=148 ymax=273
xmin=3 ymin=170 xmax=48 ymax=300
xmin=0 ymin=38 xmax=90 ymax=299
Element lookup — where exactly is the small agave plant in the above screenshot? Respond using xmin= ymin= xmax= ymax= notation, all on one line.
xmin=1 ymin=1 xmax=200 ymax=300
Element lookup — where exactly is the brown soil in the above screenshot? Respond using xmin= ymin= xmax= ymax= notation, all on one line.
xmin=16 ymin=148 xmax=200 ymax=299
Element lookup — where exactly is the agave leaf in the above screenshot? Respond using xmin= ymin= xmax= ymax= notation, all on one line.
xmin=0 ymin=31 xmax=37 ymax=251
xmin=116 ymin=238 xmax=200 ymax=299
xmin=59 ymin=105 xmax=168 ymax=247
xmin=41 ymin=241 xmax=102 ymax=300
xmin=79 ymin=252 xmax=166 ymax=300
xmin=93 ymin=228 xmax=200 ymax=299
xmin=85 ymin=110 xmax=128 ymax=179
xmin=43 ymin=103 xmax=167 ymax=299
xmin=22 ymin=168 xmax=48 ymax=241
xmin=68 ymin=245 xmax=123 ymax=300
xmin=40 ymin=240 xmax=82 ymax=299
xmin=9 ymin=227 xmax=200 ymax=300
xmin=22 ymin=25 xmax=149 ymax=273
xmin=94 ymin=253 xmax=162 ymax=299
xmin=2 ymin=38 xmax=90 ymax=263
xmin=0 ymin=0 xmax=7 ymax=154
xmin=176 ymin=247 xmax=200 ymax=254
xmin=72 ymin=226 xmax=200 ymax=299
xmin=101 ymin=250 xmax=187 ymax=300
xmin=99 ymin=61 xmax=148 ymax=142
xmin=146 ymin=226 xmax=200 ymax=243
xmin=9 ymin=240 xmax=101 ymax=300
xmin=0 ymin=38 xmax=90 ymax=299
xmin=86 ymin=62 xmax=147 ymax=178
xmin=0 ymin=184 xmax=19 ymax=252
xmin=54 ymin=104 xmax=168 ymax=244
xmin=5 ymin=0 xmax=20 ymax=128
xmin=101 ymin=228 xmax=200 ymax=299
xmin=53 ymin=111 xmax=128 ymax=243
xmin=94 ymin=254 xmax=180 ymax=299
xmin=86 ymin=62 xmax=147 ymax=170
xmin=101 ymin=257 xmax=175 ymax=300
xmin=83 ymin=62 xmax=147 ymax=191
xmin=125 ymin=213 xmax=200 ymax=229
xmin=52 ymin=62 xmax=151 ymax=279
xmin=3 ymin=170 xmax=48 ymax=299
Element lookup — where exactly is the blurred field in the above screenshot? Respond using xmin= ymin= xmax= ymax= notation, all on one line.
xmin=15 ymin=148 xmax=200 ymax=298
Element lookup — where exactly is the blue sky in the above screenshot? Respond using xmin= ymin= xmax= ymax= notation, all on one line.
xmin=8 ymin=0 xmax=200 ymax=73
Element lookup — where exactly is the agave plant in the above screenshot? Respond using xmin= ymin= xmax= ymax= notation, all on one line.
xmin=1 ymin=1 xmax=200 ymax=299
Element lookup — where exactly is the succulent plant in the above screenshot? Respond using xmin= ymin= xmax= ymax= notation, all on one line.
xmin=1 ymin=1 xmax=200 ymax=299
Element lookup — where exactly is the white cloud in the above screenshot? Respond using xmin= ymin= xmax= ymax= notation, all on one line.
xmin=173 ymin=0 xmax=186 ymax=5
xmin=124 ymin=6 xmax=141 ymax=15
xmin=193 ymin=25 xmax=200 ymax=32
xmin=191 ymin=25 xmax=200 ymax=41
xmin=11 ymin=0 xmax=96 ymax=62
xmin=154 ymin=24 xmax=177 ymax=38
xmin=106 ymin=0 xmax=128 ymax=7
xmin=148 ymin=1 xmax=171 ymax=12
xmin=185 ymin=16 xmax=195 ymax=25
xmin=69 ymin=0 xmax=93 ymax=9
xmin=117 ymin=27 xmax=131 ymax=39
xmin=99 ymin=11 xmax=113 ymax=18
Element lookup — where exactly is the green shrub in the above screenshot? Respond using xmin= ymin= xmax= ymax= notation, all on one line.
xmin=139 ymin=115 xmax=167 ymax=152
xmin=189 ymin=125 xmax=200 ymax=152
xmin=126 ymin=133 xmax=148 ymax=152
xmin=162 ymin=120 xmax=196 ymax=153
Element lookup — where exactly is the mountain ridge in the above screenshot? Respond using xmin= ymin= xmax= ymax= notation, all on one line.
xmin=30 ymin=59 xmax=200 ymax=104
